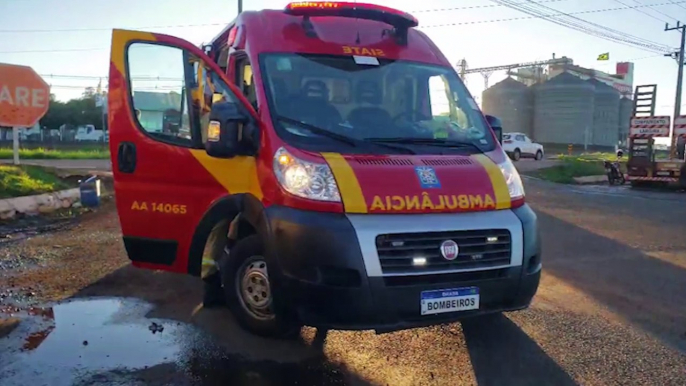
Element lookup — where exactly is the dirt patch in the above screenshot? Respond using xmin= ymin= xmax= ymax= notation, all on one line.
xmin=0 ymin=201 xmax=126 ymax=304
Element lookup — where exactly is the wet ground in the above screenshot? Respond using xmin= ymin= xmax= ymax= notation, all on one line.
xmin=1 ymin=166 xmax=686 ymax=385
xmin=0 ymin=298 xmax=355 ymax=386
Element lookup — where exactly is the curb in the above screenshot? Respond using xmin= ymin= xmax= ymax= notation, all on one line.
xmin=573 ymin=174 xmax=628 ymax=185
xmin=0 ymin=188 xmax=82 ymax=220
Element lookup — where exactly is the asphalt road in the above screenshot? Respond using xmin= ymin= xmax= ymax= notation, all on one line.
xmin=1 ymin=162 xmax=685 ymax=385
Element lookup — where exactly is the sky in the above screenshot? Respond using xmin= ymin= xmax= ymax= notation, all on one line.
xmin=1 ymin=0 xmax=685 ymax=142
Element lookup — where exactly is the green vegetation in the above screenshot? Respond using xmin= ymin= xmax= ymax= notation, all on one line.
xmin=526 ymin=153 xmax=609 ymax=184
xmin=0 ymin=147 xmax=109 ymax=160
xmin=0 ymin=165 xmax=75 ymax=198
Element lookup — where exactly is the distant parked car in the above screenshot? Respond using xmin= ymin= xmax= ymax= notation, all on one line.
xmin=502 ymin=133 xmax=544 ymax=161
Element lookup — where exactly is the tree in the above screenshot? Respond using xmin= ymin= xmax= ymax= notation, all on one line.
xmin=40 ymin=88 xmax=104 ymax=131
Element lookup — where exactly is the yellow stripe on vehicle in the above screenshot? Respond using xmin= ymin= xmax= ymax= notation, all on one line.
xmin=321 ymin=152 xmax=368 ymax=213
xmin=110 ymin=29 xmax=157 ymax=76
xmin=189 ymin=150 xmax=264 ymax=200
xmin=471 ymin=154 xmax=511 ymax=210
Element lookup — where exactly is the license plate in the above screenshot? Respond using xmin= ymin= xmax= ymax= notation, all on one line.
xmin=420 ymin=287 xmax=480 ymax=315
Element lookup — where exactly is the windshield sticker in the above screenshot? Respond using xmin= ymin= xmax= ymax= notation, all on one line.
xmin=353 ymin=56 xmax=379 ymax=66
xmin=276 ymin=58 xmax=292 ymax=71
xmin=467 ymin=98 xmax=479 ymax=111
xmin=415 ymin=166 xmax=441 ymax=189
xmin=343 ymin=46 xmax=385 ymax=56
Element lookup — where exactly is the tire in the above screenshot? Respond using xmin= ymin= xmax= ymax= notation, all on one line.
xmin=512 ymin=149 xmax=521 ymax=161
xmin=220 ymin=235 xmax=300 ymax=338
xmin=535 ymin=150 xmax=543 ymax=161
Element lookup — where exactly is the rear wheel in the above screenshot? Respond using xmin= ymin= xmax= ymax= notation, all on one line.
xmin=220 ymin=235 xmax=301 ymax=338
xmin=535 ymin=150 xmax=543 ymax=161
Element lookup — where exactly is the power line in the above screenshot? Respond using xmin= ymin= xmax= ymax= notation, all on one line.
xmin=669 ymin=0 xmax=686 ymax=10
xmin=610 ymin=0 xmax=671 ymax=23
xmin=0 ymin=0 xmax=682 ymax=36
xmin=43 ymin=54 xmax=664 ymax=85
xmin=628 ymin=0 xmax=681 ymax=22
xmin=0 ymin=0 xmax=573 ymax=34
xmin=492 ymin=0 xmax=674 ymax=54
xmin=524 ymin=0 xmax=673 ymax=49
xmin=2 ymin=1 xmax=680 ymax=56
xmin=1 ymin=0 xmax=682 ymax=55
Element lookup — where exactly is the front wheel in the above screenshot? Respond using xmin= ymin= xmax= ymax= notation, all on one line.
xmin=220 ymin=235 xmax=301 ymax=338
xmin=535 ymin=150 xmax=543 ymax=161
xmin=512 ymin=149 xmax=521 ymax=161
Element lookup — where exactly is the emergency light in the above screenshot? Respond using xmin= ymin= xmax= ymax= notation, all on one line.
xmin=284 ymin=2 xmax=418 ymax=45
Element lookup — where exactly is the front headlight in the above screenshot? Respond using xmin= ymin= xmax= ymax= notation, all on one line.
xmin=498 ymin=158 xmax=525 ymax=199
xmin=273 ymin=147 xmax=341 ymax=202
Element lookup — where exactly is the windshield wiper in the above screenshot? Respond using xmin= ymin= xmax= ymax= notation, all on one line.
xmin=276 ymin=116 xmax=416 ymax=154
xmin=365 ymin=137 xmax=482 ymax=152
xmin=277 ymin=115 xmax=357 ymax=146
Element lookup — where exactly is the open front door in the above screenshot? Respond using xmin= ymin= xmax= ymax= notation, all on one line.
xmin=108 ymin=29 xmax=262 ymax=274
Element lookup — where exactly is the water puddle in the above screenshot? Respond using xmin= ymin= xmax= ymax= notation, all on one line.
xmin=0 ymin=297 xmax=361 ymax=385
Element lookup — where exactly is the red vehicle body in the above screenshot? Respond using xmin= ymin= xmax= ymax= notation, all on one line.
xmin=108 ymin=2 xmax=541 ymax=336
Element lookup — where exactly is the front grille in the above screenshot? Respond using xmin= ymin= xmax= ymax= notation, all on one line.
xmin=376 ymin=229 xmax=511 ymax=275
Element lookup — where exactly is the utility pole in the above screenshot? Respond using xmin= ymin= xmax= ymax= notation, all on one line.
xmin=665 ymin=21 xmax=686 ymax=159
xmin=238 ymin=0 xmax=242 ymax=13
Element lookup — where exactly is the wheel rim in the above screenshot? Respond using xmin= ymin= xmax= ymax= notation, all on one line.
xmin=236 ymin=256 xmax=275 ymax=321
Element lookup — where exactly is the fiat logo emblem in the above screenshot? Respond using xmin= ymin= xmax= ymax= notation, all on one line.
xmin=439 ymin=240 xmax=459 ymax=261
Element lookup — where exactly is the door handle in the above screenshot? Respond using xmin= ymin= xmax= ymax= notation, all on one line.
xmin=117 ymin=142 xmax=137 ymax=173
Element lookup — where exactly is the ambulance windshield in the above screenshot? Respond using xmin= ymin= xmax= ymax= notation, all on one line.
xmin=261 ymin=54 xmax=495 ymax=152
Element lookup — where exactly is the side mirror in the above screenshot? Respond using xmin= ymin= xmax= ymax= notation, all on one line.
xmin=205 ymin=101 xmax=258 ymax=158
xmin=485 ymin=114 xmax=503 ymax=144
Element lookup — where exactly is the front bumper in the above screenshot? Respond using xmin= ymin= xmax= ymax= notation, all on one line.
xmin=263 ymin=204 xmax=541 ymax=333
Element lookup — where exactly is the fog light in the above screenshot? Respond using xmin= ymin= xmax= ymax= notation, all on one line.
xmin=487 ymin=236 xmax=498 ymax=243
xmin=412 ymin=257 xmax=427 ymax=266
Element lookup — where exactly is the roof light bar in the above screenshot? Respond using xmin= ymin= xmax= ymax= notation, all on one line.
xmin=285 ymin=2 xmax=418 ymax=45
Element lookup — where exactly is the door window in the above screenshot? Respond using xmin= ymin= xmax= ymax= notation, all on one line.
xmin=191 ymin=62 xmax=240 ymax=144
xmin=235 ymin=57 xmax=257 ymax=110
xmin=127 ymin=43 xmax=192 ymax=146
xmin=127 ymin=42 xmax=245 ymax=148
xmin=515 ymin=135 xmax=525 ymax=142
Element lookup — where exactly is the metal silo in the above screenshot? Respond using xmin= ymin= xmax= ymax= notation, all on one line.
xmin=587 ymin=78 xmax=620 ymax=147
xmin=481 ymin=77 xmax=533 ymax=136
xmin=533 ymin=72 xmax=595 ymax=145
xmin=618 ymin=97 xmax=633 ymax=146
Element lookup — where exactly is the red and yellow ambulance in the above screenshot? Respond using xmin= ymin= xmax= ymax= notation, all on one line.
xmin=108 ymin=1 xmax=541 ymax=337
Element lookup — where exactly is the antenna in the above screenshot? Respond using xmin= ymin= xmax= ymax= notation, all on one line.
xmin=354 ymin=0 xmax=361 ymax=44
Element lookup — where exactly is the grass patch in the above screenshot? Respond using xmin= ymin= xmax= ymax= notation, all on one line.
xmin=527 ymin=155 xmax=607 ymax=184
xmin=0 ymin=147 xmax=110 ymax=160
xmin=0 ymin=165 xmax=75 ymax=198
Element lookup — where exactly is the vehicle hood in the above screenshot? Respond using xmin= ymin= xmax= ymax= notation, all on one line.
xmin=321 ymin=152 xmax=512 ymax=214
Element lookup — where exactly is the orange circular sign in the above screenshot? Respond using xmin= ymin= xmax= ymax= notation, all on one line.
xmin=0 ymin=63 xmax=50 ymax=127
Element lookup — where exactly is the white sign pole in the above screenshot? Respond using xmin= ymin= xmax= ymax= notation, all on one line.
xmin=12 ymin=127 xmax=19 ymax=165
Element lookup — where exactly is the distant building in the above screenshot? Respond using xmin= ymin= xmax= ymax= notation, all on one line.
xmin=131 ymin=91 xmax=183 ymax=133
